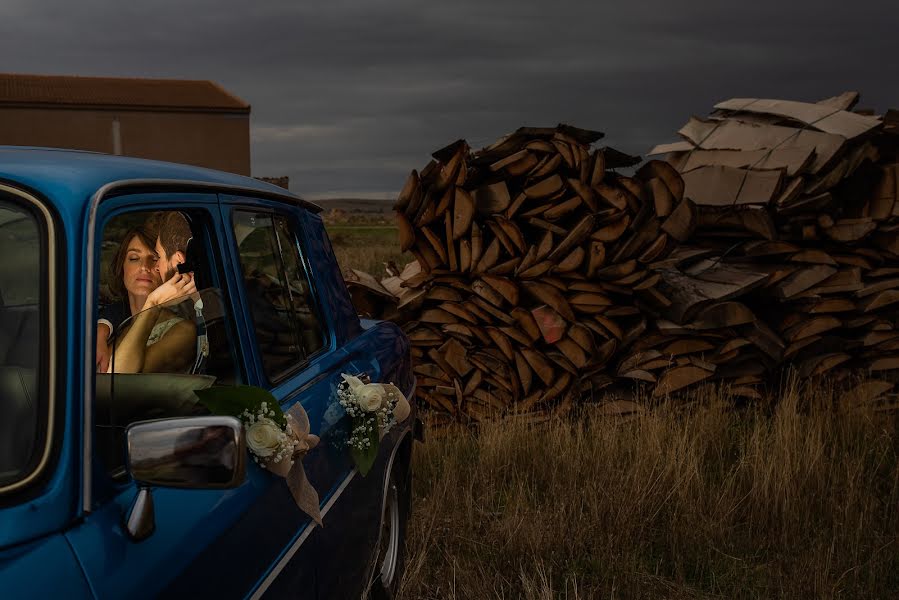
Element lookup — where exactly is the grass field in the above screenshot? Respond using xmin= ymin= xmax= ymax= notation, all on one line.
xmin=398 ymin=385 xmax=899 ymax=599
xmin=326 ymin=224 xmax=405 ymax=277
xmin=327 ymin=221 xmax=899 ymax=600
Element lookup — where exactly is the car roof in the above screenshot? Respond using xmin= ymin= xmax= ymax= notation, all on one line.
xmin=0 ymin=146 xmax=320 ymax=213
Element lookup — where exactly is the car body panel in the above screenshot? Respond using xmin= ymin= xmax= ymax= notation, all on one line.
xmin=0 ymin=533 xmax=93 ymax=599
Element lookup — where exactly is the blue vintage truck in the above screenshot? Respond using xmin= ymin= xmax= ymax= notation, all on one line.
xmin=0 ymin=147 xmax=416 ymax=599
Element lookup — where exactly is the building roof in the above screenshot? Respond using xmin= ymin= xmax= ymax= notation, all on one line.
xmin=0 ymin=73 xmax=250 ymax=113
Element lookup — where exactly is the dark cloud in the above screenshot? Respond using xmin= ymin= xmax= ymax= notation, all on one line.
xmin=1 ymin=0 xmax=897 ymax=198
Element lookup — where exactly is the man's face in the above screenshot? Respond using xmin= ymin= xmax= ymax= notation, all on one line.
xmin=155 ymin=237 xmax=176 ymax=281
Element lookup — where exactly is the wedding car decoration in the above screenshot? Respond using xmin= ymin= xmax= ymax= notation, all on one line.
xmin=338 ymin=373 xmax=411 ymax=476
xmin=194 ymin=385 xmax=322 ymax=525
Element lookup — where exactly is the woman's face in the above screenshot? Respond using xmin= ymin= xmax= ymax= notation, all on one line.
xmin=122 ymin=235 xmax=162 ymax=297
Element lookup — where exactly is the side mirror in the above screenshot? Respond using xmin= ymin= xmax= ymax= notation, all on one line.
xmin=122 ymin=416 xmax=246 ymax=541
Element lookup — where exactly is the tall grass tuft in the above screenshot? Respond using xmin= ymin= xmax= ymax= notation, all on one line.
xmin=400 ymin=384 xmax=899 ymax=599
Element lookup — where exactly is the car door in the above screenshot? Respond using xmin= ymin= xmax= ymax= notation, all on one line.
xmin=220 ymin=197 xmax=392 ymax=598
xmin=65 ymin=193 xmax=318 ymax=599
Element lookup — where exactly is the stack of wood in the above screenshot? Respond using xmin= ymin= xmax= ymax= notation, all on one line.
xmin=341 ymin=95 xmax=899 ymax=417
xmin=383 ymin=125 xmax=694 ymax=422
xmin=634 ymin=92 xmax=899 ymax=400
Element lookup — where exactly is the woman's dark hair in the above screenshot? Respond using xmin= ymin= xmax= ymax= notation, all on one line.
xmin=107 ymin=226 xmax=158 ymax=300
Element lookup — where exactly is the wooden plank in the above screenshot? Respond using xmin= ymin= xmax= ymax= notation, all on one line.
xmin=661 ymin=197 xmax=697 ymax=242
xmin=678 ymin=116 xmax=844 ymax=173
xmin=677 ymin=147 xmax=815 ymax=178
xmin=652 ymin=365 xmax=714 ymax=398
xmin=681 ymin=165 xmax=783 ymax=206
xmin=531 ymin=305 xmax=567 ymax=343
xmin=714 ymin=97 xmax=882 ymax=139
xmin=438 ymin=338 xmax=474 ymax=377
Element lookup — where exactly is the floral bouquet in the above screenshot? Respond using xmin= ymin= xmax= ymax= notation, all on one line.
xmin=337 ymin=374 xmax=410 ymax=476
xmin=194 ymin=385 xmax=322 ymax=525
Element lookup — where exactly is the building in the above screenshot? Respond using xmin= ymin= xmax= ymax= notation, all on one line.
xmin=0 ymin=73 xmax=250 ymax=175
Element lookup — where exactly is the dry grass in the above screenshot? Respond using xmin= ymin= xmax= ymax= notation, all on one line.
xmin=400 ymin=383 xmax=899 ymax=599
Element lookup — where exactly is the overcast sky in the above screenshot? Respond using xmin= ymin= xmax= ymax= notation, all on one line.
xmin=1 ymin=0 xmax=896 ymax=199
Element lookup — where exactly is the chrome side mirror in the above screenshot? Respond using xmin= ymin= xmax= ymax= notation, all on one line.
xmin=123 ymin=416 xmax=246 ymax=541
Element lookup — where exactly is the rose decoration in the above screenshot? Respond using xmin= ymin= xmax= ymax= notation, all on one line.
xmin=194 ymin=385 xmax=322 ymax=525
xmin=246 ymin=418 xmax=283 ymax=457
xmin=337 ymin=373 xmax=410 ymax=476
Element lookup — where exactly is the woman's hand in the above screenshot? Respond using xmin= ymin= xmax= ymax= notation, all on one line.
xmin=145 ymin=272 xmax=197 ymax=309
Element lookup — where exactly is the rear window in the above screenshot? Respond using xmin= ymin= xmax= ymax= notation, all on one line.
xmin=0 ymin=194 xmax=50 ymax=491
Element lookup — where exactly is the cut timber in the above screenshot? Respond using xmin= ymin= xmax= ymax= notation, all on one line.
xmin=522 ymin=281 xmax=576 ymax=321
xmin=554 ymin=247 xmax=585 ymax=273
xmin=473 ymin=239 xmax=501 ymax=274
xmin=397 ymin=212 xmax=416 ymax=252
xmin=636 ymin=159 xmax=685 ymax=201
xmin=524 ymin=174 xmax=564 ymax=199
xmin=649 ymin=178 xmax=675 ymax=217
xmin=514 ymin=351 xmax=534 ymax=396
xmin=659 ymin=268 xmax=768 ymax=324
xmin=714 ymin=97 xmax=882 ymax=139
xmin=824 ymin=218 xmax=876 ymax=243
xmin=593 ymin=214 xmax=630 ymax=243
xmin=681 ymin=165 xmax=783 ymax=206
xmin=566 ymin=178 xmax=599 ymax=211
xmin=520 ymin=348 xmax=555 ymax=386
xmin=678 ymin=117 xmax=844 ymax=173
xmin=661 ymin=198 xmax=698 ymax=242
xmin=775 ymin=265 xmax=838 ymax=299
xmin=512 ymin=308 xmax=542 ymax=342
xmin=394 ymin=170 xmax=420 ymax=213
xmin=453 ymin=189 xmax=476 ymax=240
xmin=653 ymin=365 xmax=714 ymax=398
xmin=586 ymin=241 xmax=606 ymax=278
xmin=481 ymin=275 xmax=519 ymax=305
xmin=543 ymin=196 xmax=582 ymax=221
xmin=444 ymin=212 xmax=458 ymax=270
xmin=677 ymin=147 xmax=815 ymax=178
xmin=438 ymin=338 xmax=474 ymax=377
xmin=593 ymin=183 xmax=629 ymax=210
xmin=474 ymin=182 xmax=512 ymax=214
xmin=548 ymin=215 xmax=595 ymax=261
xmin=783 ymin=316 xmax=841 ymax=343
xmin=485 ymin=328 xmax=515 ymax=362
xmin=531 ymin=305 xmax=567 ymax=344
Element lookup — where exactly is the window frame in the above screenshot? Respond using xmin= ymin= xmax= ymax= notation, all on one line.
xmin=89 ymin=202 xmax=251 ymax=487
xmin=0 ymin=184 xmax=59 ymax=497
xmin=230 ymin=206 xmax=328 ymax=386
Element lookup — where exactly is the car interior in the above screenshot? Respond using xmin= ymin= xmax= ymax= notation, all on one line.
xmin=0 ymin=203 xmax=41 ymax=486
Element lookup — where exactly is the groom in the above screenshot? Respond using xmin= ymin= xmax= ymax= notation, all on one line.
xmin=152 ymin=210 xmax=193 ymax=282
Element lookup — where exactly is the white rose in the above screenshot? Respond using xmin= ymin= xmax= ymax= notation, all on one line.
xmin=246 ymin=418 xmax=282 ymax=458
xmin=356 ymin=384 xmax=386 ymax=412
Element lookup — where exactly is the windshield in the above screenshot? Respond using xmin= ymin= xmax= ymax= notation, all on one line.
xmin=0 ymin=197 xmax=47 ymax=490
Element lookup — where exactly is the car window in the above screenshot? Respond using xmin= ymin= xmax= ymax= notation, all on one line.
xmin=0 ymin=197 xmax=47 ymax=490
xmin=94 ymin=209 xmax=242 ymax=478
xmin=233 ymin=210 xmax=325 ymax=382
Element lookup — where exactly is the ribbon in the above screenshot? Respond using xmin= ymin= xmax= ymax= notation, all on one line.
xmin=264 ymin=403 xmax=323 ymax=526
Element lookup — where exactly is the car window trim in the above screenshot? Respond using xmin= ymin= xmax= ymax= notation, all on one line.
xmin=0 ymin=184 xmax=58 ymax=496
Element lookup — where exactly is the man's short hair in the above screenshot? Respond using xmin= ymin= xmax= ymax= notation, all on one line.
xmin=150 ymin=211 xmax=192 ymax=257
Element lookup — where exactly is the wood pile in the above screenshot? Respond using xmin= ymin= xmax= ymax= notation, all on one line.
xmin=379 ymin=125 xmax=694 ymax=422
xmin=634 ymin=93 xmax=899 ymax=403
xmin=341 ymin=94 xmax=899 ymax=420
